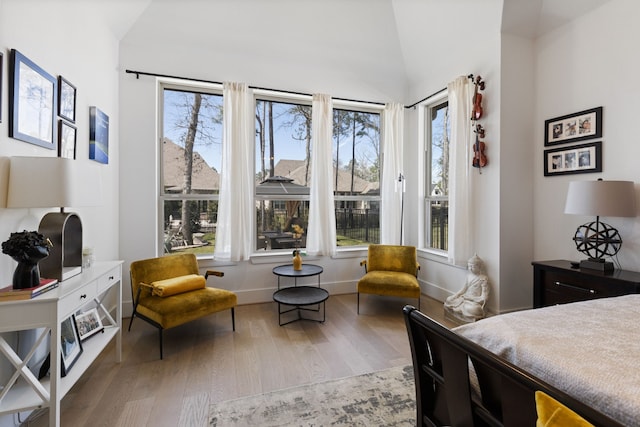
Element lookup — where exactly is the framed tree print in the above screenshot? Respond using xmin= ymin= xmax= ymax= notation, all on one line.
xmin=58 ymin=120 xmax=77 ymax=159
xmin=58 ymin=75 xmax=76 ymax=123
xmin=9 ymin=49 xmax=57 ymax=149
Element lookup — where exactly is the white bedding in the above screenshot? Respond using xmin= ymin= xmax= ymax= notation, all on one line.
xmin=454 ymin=295 xmax=640 ymax=426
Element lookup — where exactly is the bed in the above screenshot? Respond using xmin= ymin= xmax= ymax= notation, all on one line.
xmin=453 ymin=294 xmax=640 ymax=426
xmin=403 ymin=297 xmax=635 ymax=426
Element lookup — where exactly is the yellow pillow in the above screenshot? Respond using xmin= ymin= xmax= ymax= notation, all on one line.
xmin=151 ymin=274 xmax=206 ymax=297
xmin=535 ymin=391 xmax=594 ymax=427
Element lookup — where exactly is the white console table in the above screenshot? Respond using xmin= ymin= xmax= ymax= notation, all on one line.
xmin=0 ymin=261 xmax=123 ymax=427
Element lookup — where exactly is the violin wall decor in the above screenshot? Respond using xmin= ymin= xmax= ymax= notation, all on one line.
xmin=469 ymin=74 xmax=487 ymax=172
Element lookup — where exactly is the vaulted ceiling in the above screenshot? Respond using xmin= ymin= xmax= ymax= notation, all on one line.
xmin=106 ymin=0 xmax=611 ymax=91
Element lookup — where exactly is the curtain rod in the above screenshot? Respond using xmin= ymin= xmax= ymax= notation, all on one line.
xmin=125 ymin=69 xmax=446 ymax=109
xmin=125 ymin=69 xmax=387 ymax=107
xmin=405 ymin=87 xmax=447 ymax=109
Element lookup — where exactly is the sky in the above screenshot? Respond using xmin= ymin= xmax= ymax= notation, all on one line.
xmin=162 ymin=89 xmax=379 ymax=177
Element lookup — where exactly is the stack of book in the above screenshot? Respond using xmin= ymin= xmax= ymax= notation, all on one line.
xmin=0 ymin=278 xmax=59 ymax=302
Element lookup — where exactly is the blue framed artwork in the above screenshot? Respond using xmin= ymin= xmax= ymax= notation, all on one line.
xmin=9 ymin=49 xmax=57 ymax=149
xmin=89 ymin=106 xmax=109 ymax=164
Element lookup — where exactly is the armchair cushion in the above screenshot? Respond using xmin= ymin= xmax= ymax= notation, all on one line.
xmin=136 ymin=287 xmax=237 ymax=330
xmin=151 ymin=274 xmax=206 ymax=297
xmin=358 ymin=271 xmax=420 ymax=299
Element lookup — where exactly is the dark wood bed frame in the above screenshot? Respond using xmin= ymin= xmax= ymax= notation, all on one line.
xmin=403 ymin=305 xmax=623 ymax=427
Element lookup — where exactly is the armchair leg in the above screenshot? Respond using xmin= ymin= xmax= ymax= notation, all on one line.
xmin=127 ymin=314 xmax=135 ymax=332
xmin=159 ymin=329 xmax=164 ymax=360
xmin=231 ymin=307 xmax=236 ymax=331
xmin=357 ymin=293 xmax=360 ymax=315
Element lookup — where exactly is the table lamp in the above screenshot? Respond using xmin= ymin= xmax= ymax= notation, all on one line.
xmin=7 ymin=157 xmax=102 ymax=281
xmin=564 ymin=179 xmax=636 ymax=271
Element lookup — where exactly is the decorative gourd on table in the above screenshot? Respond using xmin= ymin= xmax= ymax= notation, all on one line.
xmin=293 ymin=250 xmax=303 ymax=271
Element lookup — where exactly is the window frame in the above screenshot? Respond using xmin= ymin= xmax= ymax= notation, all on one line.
xmin=157 ymin=79 xmax=224 ymax=257
xmin=331 ymin=101 xmax=383 ymax=249
xmin=422 ymin=90 xmax=449 ymax=256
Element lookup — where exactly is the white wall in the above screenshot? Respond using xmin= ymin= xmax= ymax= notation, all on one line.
xmin=533 ymin=0 xmax=640 ymax=271
xmin=0 ymin=1 xmax=121 ymax=423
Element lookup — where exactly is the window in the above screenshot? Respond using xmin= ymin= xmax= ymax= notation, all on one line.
xmin=160 ymin=84 xmax=223 ymax=256
xmin=255 ymin=97 xmax=311 ymax=252
xmin=332 ymin=108 xmax=380 ymax=247
xmin=425 ymin=97 xmax=450 ymax=252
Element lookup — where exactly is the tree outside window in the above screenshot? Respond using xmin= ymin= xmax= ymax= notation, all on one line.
xmin=160 ymin=86 xmax=223 ymax=256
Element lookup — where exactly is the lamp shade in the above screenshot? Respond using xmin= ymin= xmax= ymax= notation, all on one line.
xmin=7 ymin=157 xmax=102 ymax=208
xmin=564 ymin=180 xmax=636 ymax=217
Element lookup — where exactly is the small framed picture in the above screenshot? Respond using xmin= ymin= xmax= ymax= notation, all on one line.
xmin=75 ymin=308 xmax=104 ymax=341
xmin=58 ymin=75 xmax=76 ymax=123
xmin=544 ymin=141 xmax=602 ymax=176
xmin=61 ymin=315 xmax=83 ymax=377
xmin=58 ymin=120 xmax=77 ymax=159
xmin=544 ymin=107 xmax=602 ymax=146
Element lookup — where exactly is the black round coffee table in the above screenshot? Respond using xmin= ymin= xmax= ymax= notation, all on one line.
xmin=272 ymin=264 xmax=327 ymax=326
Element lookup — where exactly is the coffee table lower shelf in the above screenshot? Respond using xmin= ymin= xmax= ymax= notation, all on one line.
xmin=272 ymin=286 xmax=329 ymax=326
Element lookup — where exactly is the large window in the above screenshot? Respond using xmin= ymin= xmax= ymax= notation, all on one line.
xmin=425 ymin=98 xmax=450 ymax=252
xmin=160 ymin=84 xmax=223 ymax=256
xmin=332 ymin=108 xmax=380 ymax=247
xmin=255 ymin=98 xmax=311 ymax=252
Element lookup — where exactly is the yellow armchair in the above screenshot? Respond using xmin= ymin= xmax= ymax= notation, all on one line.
xmin=357 ymin=244 xmax=420 ymax=314
xmin=128 ymin=253 xmax=237 ymax=359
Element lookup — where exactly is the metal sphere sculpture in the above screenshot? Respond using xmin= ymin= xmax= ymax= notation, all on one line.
xmin=573 ymin=220 xmax=622 ymax=260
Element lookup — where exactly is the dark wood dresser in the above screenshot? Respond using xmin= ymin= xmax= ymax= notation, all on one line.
xmin=532 ymin=260 xmax=640 ymax=308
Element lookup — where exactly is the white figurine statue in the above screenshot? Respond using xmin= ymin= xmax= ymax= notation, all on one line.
xmin=444 ymin=254 xmax=489 ymax=322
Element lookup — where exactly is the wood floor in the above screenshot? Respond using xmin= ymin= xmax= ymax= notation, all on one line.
xmin=24 ymin=293 xmax=455 ymax=427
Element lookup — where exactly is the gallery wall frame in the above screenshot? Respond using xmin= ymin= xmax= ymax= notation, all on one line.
xmin=58 ymin=75 xmax=76 ymax=123
xmin=89 ymin=106 xmax=109 ymax=164
xmin=58 ymin=119 xmax=76 ymax=159
xmin=9 ymin=49 xmax=57 ymax=150
xmin=544 ymin=141 xmax=602 ymax=177
xmin=60 ymin=314 xmax=83 ymax=377
xmin=544 ymin=106 xmax=602 ymax=146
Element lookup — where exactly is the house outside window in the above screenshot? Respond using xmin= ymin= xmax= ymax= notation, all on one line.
xmin=425 ymin=97 xmax=450 ymax=252
xmin=159 ymin=83 xmax=223 ymax=256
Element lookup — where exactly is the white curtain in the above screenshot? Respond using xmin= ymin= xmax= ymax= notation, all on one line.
xmin=447 ymin=76 xmax=474 ymax=266
xmin=214 ymin=82 xmax=254 ymax=261
xmin=306 ymin=94 xmax=336 ymax=256
xmin=380 ymin=102 xmax=404 ymax=244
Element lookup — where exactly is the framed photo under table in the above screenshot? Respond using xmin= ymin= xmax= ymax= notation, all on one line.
xmin=60 ymin=315 xmax=83 ymax=377
xmin=9 ymin=49 xmax=57 ymax=150
xmin=544 ymin=141 xmax=602 ymax=177
xmin=75 ymin=307 xmax=104 ymax=341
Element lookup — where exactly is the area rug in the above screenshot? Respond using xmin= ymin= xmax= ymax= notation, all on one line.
xmin=209 ymin=365 xmax=416 ymax=426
